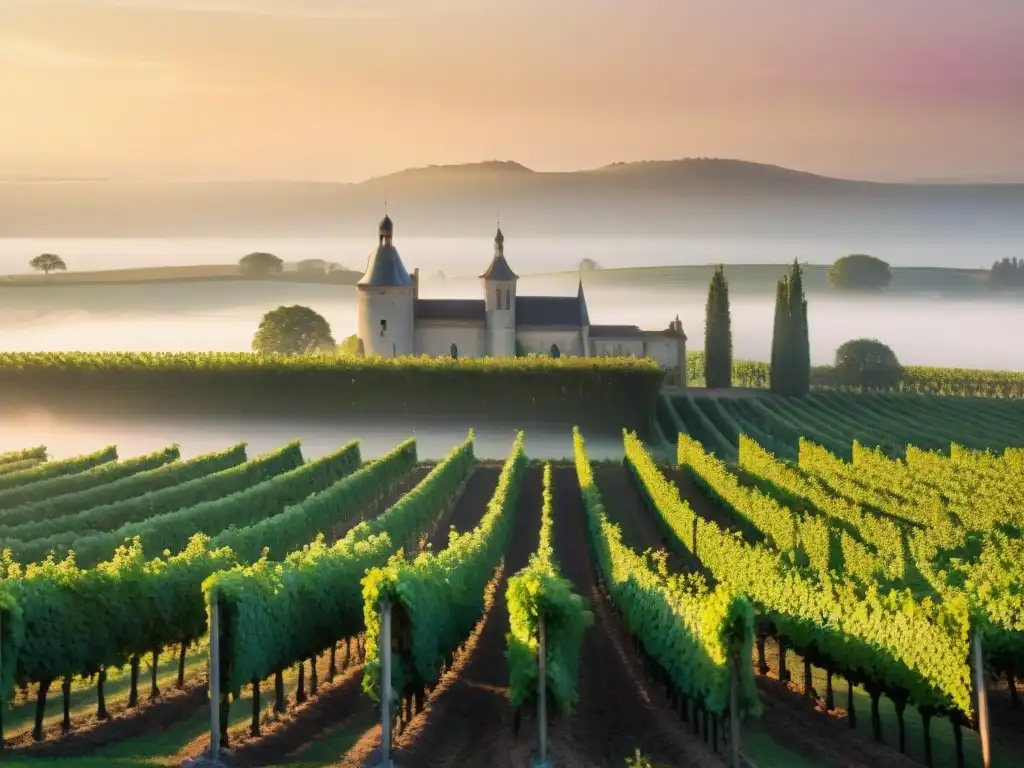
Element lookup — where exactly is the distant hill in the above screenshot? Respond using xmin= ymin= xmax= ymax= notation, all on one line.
xmin=2 ymin=158 xmax=1023 ymax=238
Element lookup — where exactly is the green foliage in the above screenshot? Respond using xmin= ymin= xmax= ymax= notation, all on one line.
xmin=769 ymin=261 xmax=810 ymax=396
xmin=505 ymin=464 xmax=592 ymax=715
xmin=0 ymin=445 xmax=117 ymax=495
xmin=206 ymin=434 xmax=474 ymax=694
xmin=825 ymin=443 xmax=1024 ymax=677
xmin=989 ymin=256 xmax=1024 ymax=289
xmin=0 ymin=445 xmax=179 ymax=512
xmin=62 ymin=441 xmax=358 ymax=568
xmin=239 ymin=251 xmax=283 ymax=276
xmin=212 ymin=439 xmax=418 ymax=562
xmin=5 ymin=439 xmax=415 ymax=694
xmin=0 ymin=458 xmax=44 ymax=476
xmin=834 ymin=338 xmax=904 ymax=390
xmin=703 ymin=265 xmax=733 ymax=389
xmin=828 ymin=254 xmax=892 ymax=291
xmin=0 ymin=584 xmax=25 ymax=706
xmin=0 ymin=446 xmax=47 ymax=466
xmin=252 ymin=305 xmax=336 ymax=355
xmin=0 ymin=443 xmax=246 ymax=534
xmin=362 ymin=432 xmax=525 ymax=706
xmin=625 ymin=751 xmax=670 ymax=768
xmin=338 ymin=333 xmax=365 ymax=357
xmin=0 ymin=353 xmax=664 ymax=433
xmin=4 ymin=442 xmax=306 ymax=566
xmin=5 ymin=536 xmax=236 ymax=692
xmin=672 ymin=432 xmax=974 ymax=714
xmin=574 ymin=429 xmax=761 ymax=718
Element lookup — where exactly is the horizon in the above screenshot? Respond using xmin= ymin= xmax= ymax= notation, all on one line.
xmin=3 ymin=156 xmax=1024 ymax=186
xmin=2 ymin=1 xmax=1022 ymax=183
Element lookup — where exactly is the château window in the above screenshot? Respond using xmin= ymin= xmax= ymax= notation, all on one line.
xmin=495 ymin=288 xmax=501 ymax=307
xmin=380 ymin=319 xmax=387 ymax=336
xmin=505 ymin=289 xmax=511 ymax=309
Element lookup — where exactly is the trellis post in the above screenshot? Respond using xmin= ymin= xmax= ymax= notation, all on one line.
xmin=973 ymin=631 xmax=991 ymax=768
xmin=730 ymin=653 xmax=741 ymax=767
xmin=209 ymin=599 xmax=221 ymax=758
xmin=379 ymin=599 xmax=394 ymax=768
xmin=534 ymin=612 xmax=550 ymax=768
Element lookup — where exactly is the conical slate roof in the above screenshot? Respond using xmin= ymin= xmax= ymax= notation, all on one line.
xmin=358 ymin=215 xmax=412 ymax=287
xmin=480 ymin=227 xmax=518 ymax=281
xmin=358 ymin=244 xmax=413 ymax=287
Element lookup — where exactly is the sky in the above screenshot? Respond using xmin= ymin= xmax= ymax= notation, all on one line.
xmin=1 ymin=0 xmax=1022 ymax=183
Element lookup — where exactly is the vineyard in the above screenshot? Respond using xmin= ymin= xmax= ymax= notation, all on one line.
xmin=0 ymin=390 xmax=1022 ymax=768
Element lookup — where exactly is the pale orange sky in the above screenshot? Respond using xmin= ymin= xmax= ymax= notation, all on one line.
xmin=1 ymin=0 xmax=1022 ymax=182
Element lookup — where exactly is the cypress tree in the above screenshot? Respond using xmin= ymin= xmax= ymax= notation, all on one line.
xmin=703 ymin=265 xmax=733 ymax=388
xmin=769 ymin=276 xmax=790 ymax=394
xmin=787 ymin=260 xmax=811 ymax=395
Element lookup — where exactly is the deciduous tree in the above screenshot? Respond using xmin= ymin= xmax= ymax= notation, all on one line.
xmin=252 ymin=306 xmax=335 ymax=355
xmin=240 ymin=252 xmax=283 ymax=276
xmin=834 ymin=339 xmax=904 ymax=390
xmin=30 ymin=253 xmax=67 ymax=275
xmin=828 ymin=254 xmax=891 ymax=291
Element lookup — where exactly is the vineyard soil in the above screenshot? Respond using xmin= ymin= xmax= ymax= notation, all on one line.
xmin=550 ymin=466 xmax=722 ymax=767
xmin=591 ymin=464 xmax=702 ymax=576
xmin=388 ymin=464 xmax=543 ymax=767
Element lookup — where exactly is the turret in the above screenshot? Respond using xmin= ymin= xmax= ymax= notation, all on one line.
xmin=480 ymin=226 xmax=518 ymax=356
xmin=356 ymin=215 xmax=415 ymax=357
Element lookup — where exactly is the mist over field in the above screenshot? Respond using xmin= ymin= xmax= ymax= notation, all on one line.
xmin=1 ymin=262 xmax=1022 ymax=370
xmin=0 ymin=406 xmax=627 ymax=463
xmin=3 ymin=230 xmax=1022 ymax=459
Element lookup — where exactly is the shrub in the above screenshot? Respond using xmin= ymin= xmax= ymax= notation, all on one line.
xmin=834 ymin=338 xmax=904 ymax=390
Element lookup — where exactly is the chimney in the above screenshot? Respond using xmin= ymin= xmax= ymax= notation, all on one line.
xmin=413 ymin=268 xmax=420 ymax=299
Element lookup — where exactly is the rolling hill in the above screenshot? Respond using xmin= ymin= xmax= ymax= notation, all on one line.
xmin=2 ymin=158 xmax=1023 ymax=238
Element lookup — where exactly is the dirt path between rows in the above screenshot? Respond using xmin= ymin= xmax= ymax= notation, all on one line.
xmin=387 ymin=465 xmax=542 ymax=767
xmin=551 ymin=466 xmax=723 ymax=768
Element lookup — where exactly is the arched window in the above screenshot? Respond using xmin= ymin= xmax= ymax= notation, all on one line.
xmin=495 ymin=287 xmax=502 ymax=307
xmin=505 ymin=288 xmax=511 ymax=309
xmin=450 ymin=343 xmax=458 ymax=359
xmin=550 ymin=343 xmax=561 ymax=358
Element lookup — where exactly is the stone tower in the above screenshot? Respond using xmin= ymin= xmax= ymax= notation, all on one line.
xmin=356 ymin=214 xmax=415 ymax=357
xmin=481 ymin=226 xmax=518 ymax=357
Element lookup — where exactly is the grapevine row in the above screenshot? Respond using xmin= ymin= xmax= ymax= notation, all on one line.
xmin=0 ymin=445 xmax=117 ymax=495
xmin=0 ymin=446 xmax=47 ymax=466
xmin=362 ymin=432 xmax=525 ymax=710
xmin=645 ymin=432 xmax=974 ymax=714
xmin=206 ymin=433 xmax=473 ymax=703
xmin=3 ymin=438 xmax=423 ymax=734
xmin=0 ymin=443 xmax=247 ymax=533
xmin=574 ymin=428 xmax=761 ymax=719
xmin=505 ymin=463 xmax=592 ymax=715
xmin=7 ymin=441 xmax=333 ymax=567
xmin=0 ymin=446 xmax=179 ymax=512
